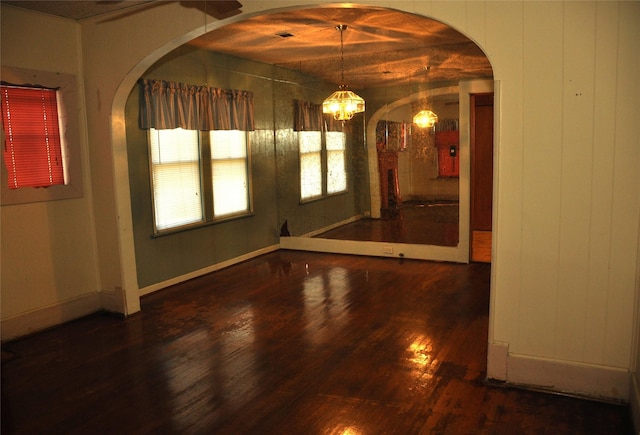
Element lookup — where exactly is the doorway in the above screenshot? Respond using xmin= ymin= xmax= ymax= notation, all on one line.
xmin=470 ymin=94 xmax=494 ymax=263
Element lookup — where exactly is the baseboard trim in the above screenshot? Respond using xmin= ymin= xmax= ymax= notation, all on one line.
xmin=139 ymin=244 xmax=280 ymax=297
xmin=487 ymin=340 xmax=509 ymax=380
xmin=99 ymin=287 xmax=126 ymax=314
xmin=1 ymin=293 xmax=101 ymax=341
xmin=487 ymin=343 xmax=629 ymax=402
xmin=299 ymin=215 xmax=364 ymax=238
xmin=280 ymin=236 xmax=469 ymax=263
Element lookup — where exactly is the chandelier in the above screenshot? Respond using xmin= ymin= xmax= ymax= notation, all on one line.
xmin=322 ymin=25 xmax=365 ymax=121
xmin=412 ymin=65 xmax=438 ymax=129
xmin=413 ymin=108 xmax=438 ymax=128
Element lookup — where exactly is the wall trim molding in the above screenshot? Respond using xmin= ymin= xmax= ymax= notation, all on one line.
xmin=487 ymin=342 xmax=630 ymax=402
xmin=138 ymin=244 xmax=280 ymax=297
xmin=1 ymin=293 xmax=101 ymax=341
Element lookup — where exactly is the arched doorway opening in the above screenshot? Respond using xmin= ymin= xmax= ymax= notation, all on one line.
xmin=110 ymin=4 xmax=496 ymax=311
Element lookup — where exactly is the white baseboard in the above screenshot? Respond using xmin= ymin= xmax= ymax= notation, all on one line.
xmin=487 ymin=342 xmax=630 ymax=402
xmin=1 ymin=293 xmax=101 ymax=341
xmin=487 ymin=340 xmax=509 ymax=380
xmin=99 ymin=287 xmax=125 ymax=314
xmin=298 ymin=215 xmax=364 ymax=238
xmin=280 ymin=236 xmax=469 ymax=263
xmin=138 ymin=244 xmax=280 ymax=296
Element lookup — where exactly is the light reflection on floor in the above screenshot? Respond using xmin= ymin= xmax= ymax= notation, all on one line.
xmin=161 ymin=304 xmax=258 ymax=432
xmin=303 ymin=267 xmax=350 ymax=346
xmin=407 ymin=334 xmax=438 ymax=377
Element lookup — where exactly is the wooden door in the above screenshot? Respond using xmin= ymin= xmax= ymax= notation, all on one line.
xmin=470 ymin=94 xmax=494 ymax=262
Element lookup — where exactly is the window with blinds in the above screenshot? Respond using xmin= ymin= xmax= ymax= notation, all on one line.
xmin=0 ymin=85 xmax=66 ymax=189
xmin=210 ymin=130 xmax=249 ymax=217
xmin=299 ymin=130 xmax=347 ymax=201
xmin=149 ymin=128 xmax=203 ymax=230
xmin=299 ymin=131 xmax=322 ymax=200
xmin=326 ymin=131 xmax=346 ymax=194
xmin=149 ymin=128 xmax=252 ymax=233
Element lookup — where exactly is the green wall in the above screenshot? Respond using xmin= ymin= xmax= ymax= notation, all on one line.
xmin=125 ymin=46 xmax=369 ymax=288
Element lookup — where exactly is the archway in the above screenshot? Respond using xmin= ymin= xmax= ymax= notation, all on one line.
xmin=109 ymin=4 xmax=497 ymax=312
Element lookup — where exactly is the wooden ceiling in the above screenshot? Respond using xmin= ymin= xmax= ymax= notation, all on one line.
xmin=5 ymin=2 xmax=493 ymax=89
xmin=188 ymin=6 xmax=492 ymax=89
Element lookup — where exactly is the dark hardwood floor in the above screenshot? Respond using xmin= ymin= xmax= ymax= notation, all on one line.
xmin=316 ymin=201 xmax=459 ymax=246
xmin=1 ymin=251 xmax=632 ymax=434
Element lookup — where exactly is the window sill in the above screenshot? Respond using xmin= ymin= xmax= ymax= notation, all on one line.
xmin=299 ymin=189 xmax=348 ymax=205
xmin=152 ymin=211 xmax=255 ymax=238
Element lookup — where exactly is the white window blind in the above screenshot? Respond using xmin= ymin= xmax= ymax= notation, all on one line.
xmin=299 ymin=131 xmax=322 ymax=200
xmin=149 ymin=128 xmax=203 ymax=230
xmin=299 ymin=130 xmax=346 ymax=200
xmin=210 ymin=130 xmax=249 ymax=217
xmin=326 ymin=131 xmax=347 ymax=194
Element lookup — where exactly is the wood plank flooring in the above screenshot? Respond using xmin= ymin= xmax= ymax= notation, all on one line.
xmin=1 ymin=251 xmax=632 ymax=434
xmin=471 ymin=230 xmax=492 ymax=263
xmin=316 ymin=201 xmax=459 ymax=247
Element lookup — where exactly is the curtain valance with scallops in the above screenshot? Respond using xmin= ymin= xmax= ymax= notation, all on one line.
xmin=294 ymin=100 xmax=343 ymax=132
xmin=139 ymin=79 xmax=254 ymax=131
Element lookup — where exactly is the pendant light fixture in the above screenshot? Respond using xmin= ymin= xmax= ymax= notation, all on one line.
xmin=412 ymin=65 xmax=438 ymax=129
xmin=413 ymin=108 xmax=438 ymax=129
xmin=322 ymin=24 xmax=365 ymax=121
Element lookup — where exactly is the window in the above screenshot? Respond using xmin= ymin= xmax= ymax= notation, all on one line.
xmin=299 ymin=131 xmax=322 ymax=200
xmin=326 ymin=131 xmax=347 ymax=194
xmin=299 ymin=130 xmax=347 ymax=201
xmin=210 ymin=130 xmax=249 ymax=217
xmin=149 ymin=128 xmax=202 ymax=230
xmin=1 ymin=84 xmax=66 ymax=189
xmin=1 ymin=67 xmax=83 ymax=205
xmin=149 ymin=128 xmax=251 ymax=233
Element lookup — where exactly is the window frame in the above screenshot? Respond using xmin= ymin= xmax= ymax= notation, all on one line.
xmin=298 ymin=130 xmax=323 ymax=201
xmin=148 ymin=128 xmax=253 ymax=235
xmin=298 ymin=128 xmax=348 ymax=203
xmin=149 ymin=128 xmax=204 ymax=231
xmin=325 ymin=130 xmax=347 ymax=195
xmin=209 ymin=129 xmax=253 ymax=219
xmin=0 ymin=66 xmax=83 ymax=205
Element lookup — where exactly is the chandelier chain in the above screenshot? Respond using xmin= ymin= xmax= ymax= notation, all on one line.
xmin=322 ymin=24 xmax=365 ymax=121
xmin=338 ymin=24 xmax=346 ymax=85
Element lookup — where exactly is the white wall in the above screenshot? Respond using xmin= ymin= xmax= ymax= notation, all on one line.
xmin=0 ymin=8 xmax=100 ymax=339
xmin=2 ymin=0 xmax=639 ymax=403
xmin=482 ymin=1 xmax=639 ymax=400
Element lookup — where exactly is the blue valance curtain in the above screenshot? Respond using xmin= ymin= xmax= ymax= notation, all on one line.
xmin=139 ymin=79 xmax=254 ymax=131
xmin=294 ymin=100 xmax=343 ymax=132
